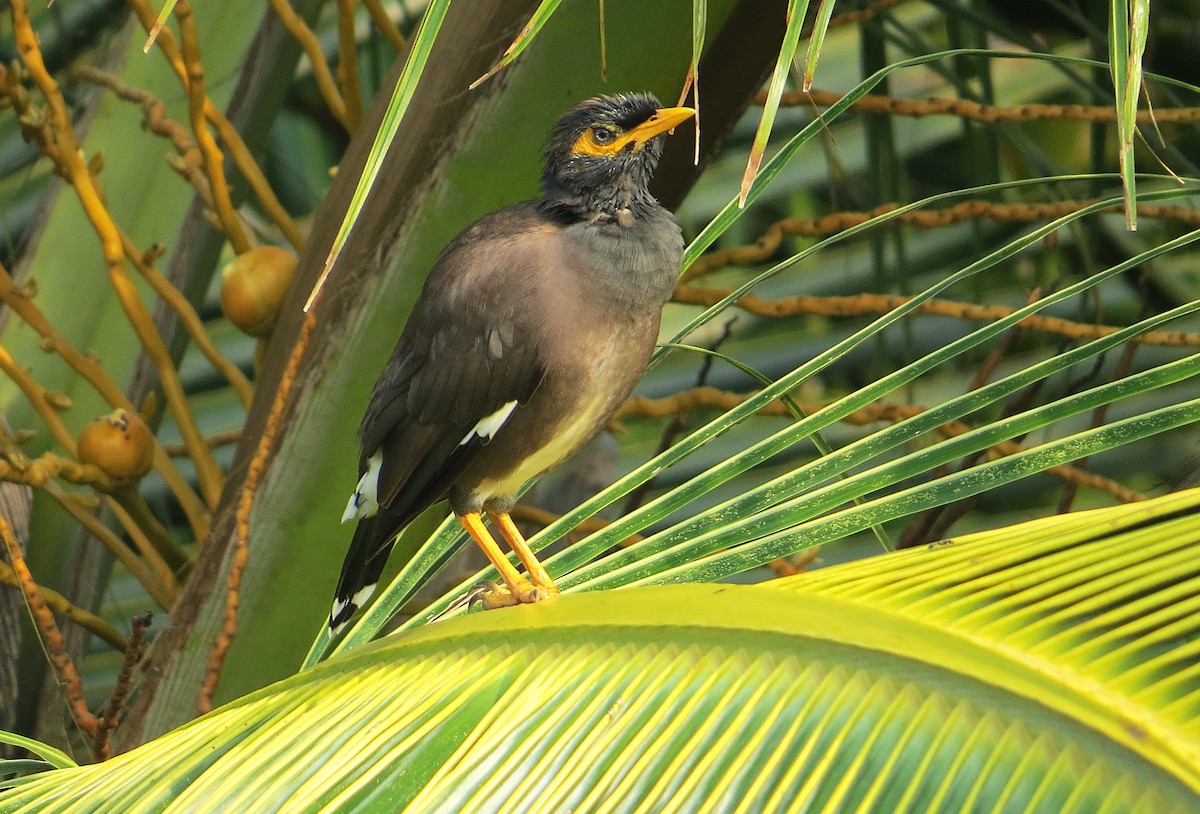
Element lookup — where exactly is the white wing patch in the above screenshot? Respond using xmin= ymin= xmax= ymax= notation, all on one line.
xmin=459 ymin=399 xmax=518 ymax=447
xmin=342 ymin=451 xmax=383 ymax=523
xmin=330 ymin=583 xmax=377 ymax=635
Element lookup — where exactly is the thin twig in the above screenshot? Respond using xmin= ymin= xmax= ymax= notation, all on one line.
xmin=208 ymin=108 xmax=308 ymax=250
xmin=71 ymin=66 xmax=222 ymax=214
xmin=118 ymin=232 xmax=255 ymax=409
xmin=198 ymin=308 xmax=319 ymax=714
xmin=0 ymin=344 xmax=79 ymax=455
xmin=0 ymin=560 xmax=128 ymax=651
xmin=0 ymin=515 xmax=97 ymax=737
xmin=681 ymin=200 xmax=1200 ymax=282
xmin=672 ymin=285 xmax=1200 ymax=348
xmin=162 ymin=429 xmax=242 ymax=456
xmin=768 ymin=87 xmax=1200 ymax=124
xmin=92 ymin=612 xmax=151 ymax=760
xmin=41 ymin=480 xmax=175 ymax=608
xmin=107 ymin=484 xmax=188 ymax=585
xmin=69 ymin=64 xmax=198 ymax=160
xmin=0 ymin=63 xmax=57 ymax=154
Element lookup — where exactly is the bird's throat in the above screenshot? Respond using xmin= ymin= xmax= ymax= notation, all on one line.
xmin=544 ymin=183 xmax=657 ymax=225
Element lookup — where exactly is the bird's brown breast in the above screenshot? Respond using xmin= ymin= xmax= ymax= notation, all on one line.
xmin=451 ymin=287 xmax=660 ymax=512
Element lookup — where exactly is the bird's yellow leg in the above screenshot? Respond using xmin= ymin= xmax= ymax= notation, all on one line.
xmin=456 ymin=512 xmax=541 ymax=606
xmin=489 ymin=511 xmax=559 ymax=597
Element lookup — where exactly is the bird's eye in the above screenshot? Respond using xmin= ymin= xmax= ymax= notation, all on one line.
xmin=590 ymin=127 xmax=616 ymax=145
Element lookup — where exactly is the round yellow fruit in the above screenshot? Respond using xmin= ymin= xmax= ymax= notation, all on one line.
xmin=220 ymin=245 xmax=297 ymax=337
xmin=77 ymin=409 xmax=155 ymax=481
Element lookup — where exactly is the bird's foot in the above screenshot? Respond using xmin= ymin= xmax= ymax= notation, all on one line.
xmin=474 ymin=582 xmax=520 ymax=609
xmin=469 ymin=580 xmax=559 ymax=610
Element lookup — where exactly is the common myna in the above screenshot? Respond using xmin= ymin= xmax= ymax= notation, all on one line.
xmin=331 ymin=93 xmax=694 ymax=632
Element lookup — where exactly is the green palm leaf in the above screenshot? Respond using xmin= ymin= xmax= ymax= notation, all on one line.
xmin=6 ymin=488 xmax=1199 ymax=812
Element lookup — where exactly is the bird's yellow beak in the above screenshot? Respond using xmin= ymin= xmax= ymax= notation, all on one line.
xmin=621 ymin=106 xmax=696 ymax=148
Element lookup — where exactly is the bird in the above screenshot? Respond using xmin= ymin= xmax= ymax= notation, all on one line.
xmin=331 ymin=92 xmax=694 ymax=633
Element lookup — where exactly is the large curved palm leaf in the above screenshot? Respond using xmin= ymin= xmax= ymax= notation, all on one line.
xmin=3 ymin=487 xmax=1198 ymax=812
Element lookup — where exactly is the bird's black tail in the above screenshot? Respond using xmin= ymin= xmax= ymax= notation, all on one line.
xmin=330 ymin=515 xmax=396 ymax=634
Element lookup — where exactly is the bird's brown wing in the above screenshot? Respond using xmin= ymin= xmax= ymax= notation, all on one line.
xmin=360 ymin=307 xmax=545 ymax=522
xmin=357 ymin=226 xmax=556 ymax=518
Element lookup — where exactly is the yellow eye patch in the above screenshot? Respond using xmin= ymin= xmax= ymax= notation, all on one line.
xmin=570 ymin=127 xmax=625 ymax=157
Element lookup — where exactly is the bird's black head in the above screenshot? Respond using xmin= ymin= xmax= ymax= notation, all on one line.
xmin=541 ymin=92 xmax=694 ymax=216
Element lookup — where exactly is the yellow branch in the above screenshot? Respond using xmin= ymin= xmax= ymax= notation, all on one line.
xmin=11 ymin=0 xmax=225 ymax=509
xmin=0 ymin=443 xmax=183 ymax=606
xmin=361 ymin=0 xmax=406 ymax=53
xmin=172 ymin=0 xmax=253 ymax=255
xmin=0 ymin=344 xmax=78 ymax=455
xmin=126 ymin=0 xmax=307 ymax=251
xmin=335 ymin=0 xmax=364 ymax=131
xmin=117 ymin=233 xmax=254 ymax=409
xmin=208 ymin=112 xmax=307 ymax=250
xmin=0 ymin=263 xmax=210 ymax=540
xmin=70 ymin=64 xmax=199 ymax=160
xmin=42 ymin=480 xmax=176 ymax=609
xmin=266 ymin=0 xmax=350 ymax=129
